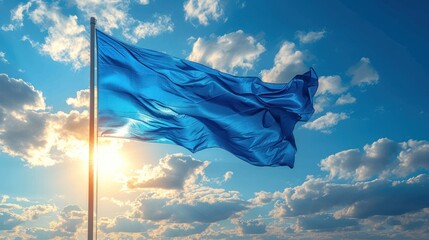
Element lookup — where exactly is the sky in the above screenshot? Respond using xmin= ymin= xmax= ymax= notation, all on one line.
xmin=1 ymin=0 xmax=429 ymax=239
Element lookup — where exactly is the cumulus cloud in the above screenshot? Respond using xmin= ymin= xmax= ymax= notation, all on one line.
xmin=126 ymin=154 xmax=208 ymax=190
xmin=313 ymin=95 xmax=331 ymax=114
xmin=321 ymin=138 xmax=400 ymax=181
xmin=4 ymin=1 xmax=173 ymax=68
xmin=336 ymin=93 xmax=356 ymax=105
xmin=0 ymin=73 xmax=45 ymax=111
xmin=348 ymin=57 xmax=379 ymax=86
xmin=296 ymin=30 xmax=326 ymax=44
xmin=271 ymin=174 xmax=429 ymax=219
xmin=238 ymin=219 xmax=267 ymax=234
xmin=0 ymin=196 xmax=56 ymax=231
xmin=66 ymin=89 xmax=89 ymax=108
xmin=260 ymin=41 xmax=306 ymax=83
xmin=302 ymin=112 xmax=349 ymax=133
xmin=294 ymin=214 xmax=359 ymax=232
xmin=320 ymin=138 xmax=429 ymax=180
xmin=133 ymin=197 xmax=247 ymax=223
xmin=249 ymin=191 xmax=275 ymax=206
xmin=317 ymin=75 xmax=347 ymax=96
xmin=3 ymin=0 xmax=89 ymax=69
xmin=0 ymin=73 xmax=88 ymax=166
xmin=188 ymin=30 xmax=265 ymax=74
xmin=396 ymin=139 xmax=429 ymax=176
xmin=156 ymin=223 xmax=209 ymax=238
xmin=99 ymin=215 xmax=154 ymax=234
xmin=26 ymin=205 xmax=86 ymax=239
xmin=184 ymin=0 xmax=223 ymax=26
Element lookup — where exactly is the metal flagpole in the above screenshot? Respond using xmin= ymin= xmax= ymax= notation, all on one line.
xmin=88 ymin=16 xmax=96 ymax=240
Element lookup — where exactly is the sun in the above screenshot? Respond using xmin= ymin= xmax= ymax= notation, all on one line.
xmin=96 ymin=140 xmax=127 ymax=179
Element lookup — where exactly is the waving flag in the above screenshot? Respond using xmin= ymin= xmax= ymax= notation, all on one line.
xmin=96 ymin=30 xmax=318 ymax=167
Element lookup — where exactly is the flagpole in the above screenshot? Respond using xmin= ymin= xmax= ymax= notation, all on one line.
xmin=88 ymin=16 xmax=96 ymax=240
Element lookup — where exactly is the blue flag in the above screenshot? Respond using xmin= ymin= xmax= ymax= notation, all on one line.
xmin=97 ymin=30 xmax=318 ymax=167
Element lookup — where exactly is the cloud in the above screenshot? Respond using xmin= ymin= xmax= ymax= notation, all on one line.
xmin=137 ymin=0 xmax=150 ymax=5
xmin=321 ymin=138 xmax=400 ymax=181
xmin=75 ymin=0 xmax=173 ymax=43
xmin=126 ymin=154 xmax=208 ymax=190
xmin=184 ymin=0 xmax=223 ymax=26
xmin=0 ymin=196 xmax=56 ymax=231
xmin=336 ymin=93 xmax=356 ymax=105
xmin=396 ymin=139 xmax=429 ymax=176
xmin=296 ymin=30 xmax=326 ymax=44
xmin=99 ymin=215 xmax=154 ymax=234
xmin=302 ymin=112 xmax=349 ymax=133
xmin=66 ymin=89 xmax=89 ymax=108
xmin=271 ymin=174 xmax=429 ymax=219
xmin=26 ymin=205 xmax=86 ymax=239
xmin=317 ymin=75 xmax=347 ymax=96
xmin=188 ymin=30 xmax=265 ymax=74
xmin=313 ymin=95 xmax=331 ymax=114
xmin=224 ymin=171 xmax=233 ymax=182
xmin=0 ymin=73 xmax=89 ymax=166
xmin=249 ymin=191 xmax=274 ymax=206
xmin=294 ymin=214 xmax=359 ymax=232
xmin=131 ymin=15 xmax=174 ymax=42
xmin=238 ymin=219 xmax=267 ymax=234
xmin=4 ymin=1 xmax=89 ymax=69
xmin=320 ymin=138 xmax=429 ymax=181
xmin=156 ymin=223 xmax=209 ymax=237
xmin=260 ymin=41 xmax=306 ymax=83
xmin=0 ymin=52 xmax=8 ymax=63
xmin=0 ymin=212 xmax=23 ymax=230
xmin=134 ymin=197 xmax=247 ymax=223
xmin=348 ymin=57 xmax=379 ymax=86
xmin=0 ymin=73 xmax=45 ymax=111
xmin=1 ymin=1 xmax=32 ymax=31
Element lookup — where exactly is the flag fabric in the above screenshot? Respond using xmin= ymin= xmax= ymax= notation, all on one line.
xmin=96 ymin=30 xmax=318 ymax=167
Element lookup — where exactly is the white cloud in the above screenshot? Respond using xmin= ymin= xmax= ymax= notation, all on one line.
xmin=317 ymin=75 xmax=347 ymax=96
xmin=296 ymin=30 xmax=326 ymax=44
xmin=5 ymin=1 xmax=90 ymax=69
xmin=260 ymin=41 xmax=306 ymax=83
xmin=249 ymin=191 xmax=274 ymax=206
xmin=302 ymin=112 xmax=349 ymax=133
xmin=188 ymin=30 xmax=265 ymax=74
xmin=320 ymin=138 xmax=429 ymax=181
xmin=66 ymin=89 xmax=89 ymax=108
xmin=126 ymin=154 xmax=208 ymax=190
xmin=0 ymin=52 xmax=8 ymax=63
xmin=0 ymin=73 xmax=89 ymax=166
xmin=184 ymin=0 xmax=223 ymax=26
xmin=1 ymin=1 xmax=32 ymax=31
xmin=223 ymin=171 xmax=233 ymax=182
xmin=271 ymin=174 xmax=429 ymax=219
xmin=313 ymin=95 xmax=331 ymax=114
xmin=396 ymin=139 xmax=429 ymax=176
xmin=137 ymin=0 xmax=150 ymax=5
xmin=336 ymin=93 xmax=356 ymax=105
xmin=131 ymin=15 xmax=173 ymax=42
xmin=348 ymin=57 xmax=379 ymax=86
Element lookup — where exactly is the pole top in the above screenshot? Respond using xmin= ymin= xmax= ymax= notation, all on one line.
xmin=90 ymin=17 xmax=96 ymax=25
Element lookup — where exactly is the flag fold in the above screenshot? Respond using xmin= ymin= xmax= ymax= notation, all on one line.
xmin=97 ymin=30 xmax=318 ymax=167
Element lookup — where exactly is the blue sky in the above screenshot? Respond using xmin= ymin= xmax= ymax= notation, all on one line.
xmin=1 ymin=0 xmax=429 ymax=239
